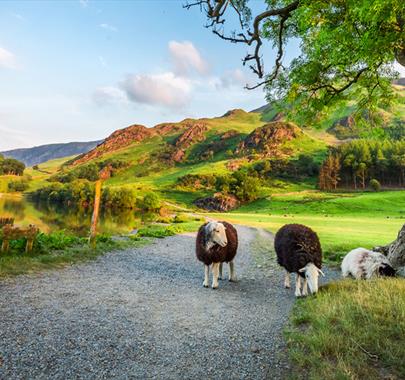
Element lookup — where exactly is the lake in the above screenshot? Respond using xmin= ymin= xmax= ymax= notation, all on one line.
xmin=0 ymin=193 xmax=144 ymax=236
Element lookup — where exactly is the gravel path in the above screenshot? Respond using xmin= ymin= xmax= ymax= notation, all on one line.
xmin=0 ymin=226 xmax=337 ymax=379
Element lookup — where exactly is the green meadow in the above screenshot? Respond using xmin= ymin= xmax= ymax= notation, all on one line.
xmin=206 ymin=190 xmax=405 ymax=262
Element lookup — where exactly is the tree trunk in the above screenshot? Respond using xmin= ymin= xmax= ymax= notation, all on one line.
xmin=374 ymin=224 xmax=405 ymax=274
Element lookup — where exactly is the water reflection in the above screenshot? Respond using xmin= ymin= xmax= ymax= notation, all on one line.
xmin=0 ymin=194 xmax=149 ymax=236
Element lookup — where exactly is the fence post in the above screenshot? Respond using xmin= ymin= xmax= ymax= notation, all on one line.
xmin=89 ymin=166 xmax=111 ymax=248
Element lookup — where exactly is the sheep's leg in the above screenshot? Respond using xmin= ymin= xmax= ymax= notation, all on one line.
xmin=284 ymin=271 xmax=291 ymax=288
xmin=218 ymin=263 xmax=223 ymax=280
xmin=212 ymin=262 xmax=220 ymax=289
xmin=295 ymin=274 xmax=302 ymax=297
xmin=229 ymin=261 xmax=237 ymax=282
xmin=203 ymin=265 xmax=210 ymax=288
xmin=302 ymin=278 xmax=308 ymax=296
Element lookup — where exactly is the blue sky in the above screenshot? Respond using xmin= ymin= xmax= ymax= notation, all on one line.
xmin=1 ymin=1 xmax=298 ymax=150
xmin=2 ymin=1 xmax=405 ymax=151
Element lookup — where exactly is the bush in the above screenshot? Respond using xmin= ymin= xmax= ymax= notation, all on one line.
xmin=0 ymin=158 xmax=25 ymax=176
xmin=369 ymin=179 xmax=381 ymax=192
xmin=49 ymin=159 xmax=129 ymax=183
xmin=137 ymin=192 xmax=161 ymax=212
xmin=136 ymin=224 xmax=182 ymax=238
xmin=173 ymin=213 xmax=194 ymax=223
xmin=8 ymin=180 xmax=29 ymax=192
xmin=102 ymin=187 xmax=136 ymax=209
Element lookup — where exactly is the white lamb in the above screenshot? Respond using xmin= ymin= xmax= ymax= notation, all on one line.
xmin=341 ymin=248 xmax=396 ymax=279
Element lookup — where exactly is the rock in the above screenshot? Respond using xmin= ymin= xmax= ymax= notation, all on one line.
xmin=221 ymin=129 xmax=239 ymax=140
xmin=374 ymin=223 xmax=405 ymax=270
xmin=236 ymin=121 xmax=301 ymax=158
xmin=194 ymin=193 xmax=239 ymax=212
xmin=168 ymin=122 xmax=208 ymax=162
xmin=72 ymin=125 xmax=155 ymax=165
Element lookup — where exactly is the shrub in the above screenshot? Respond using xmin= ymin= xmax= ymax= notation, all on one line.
xmin=137 ymin=192 xmax=161 ymax=212
xmin=173 ymin=213 xmax=193 ymax=223
xmin=136 ymin=224 xmax=182 ymax=238
xmin=8 ymin=180 xmax=29 ymax=192
xmin=369 ymin=178 xmax=381 ymax=192
xmin=0 ymin=158 xmax=25 ymax=176
xmin=102 ymin=187 xmax=136 ymax=209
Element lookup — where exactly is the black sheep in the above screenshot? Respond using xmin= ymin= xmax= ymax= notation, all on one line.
xmin=274 ymin=224 xmax=323 ymax=296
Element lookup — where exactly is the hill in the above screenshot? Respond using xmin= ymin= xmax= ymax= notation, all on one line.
xmin=256 ymin=82 xmax=405 ymax=141
xmin=2 ymin=140 xmax=102 ymax=166
xmin=25 ymin=90 xmax=405 ymax=211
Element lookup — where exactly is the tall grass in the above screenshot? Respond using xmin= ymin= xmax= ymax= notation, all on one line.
xmin=286 ymin=279 xmax=405 ymax=379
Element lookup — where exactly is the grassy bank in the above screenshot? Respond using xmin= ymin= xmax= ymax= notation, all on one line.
xmin=286 ymin=279 xmax=405 ymax=379
xmin=0 ymin=217 xmax=202 ymax=278
xmin=207 ymin=190 xmax=405 ymax=263
xmin=0 ymin=231 xmax=150 ymax=278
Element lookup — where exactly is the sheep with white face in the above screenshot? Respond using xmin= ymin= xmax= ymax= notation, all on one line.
xmin=275 ymin=224 xmax=324 ymax=297
xmin=196 ymin=221 xmax=238 ymax=289
xmin=298 ymin=263 xmax=325 ymax=296
xmin=204 ymin=222 xmax=228 ymax=250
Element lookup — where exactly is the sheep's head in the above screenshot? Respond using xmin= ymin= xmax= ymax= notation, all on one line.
xmin=378 ymin=263 xmax=396 ymax=277
xmin=204 ymin=222 xmax=227 ymax=250
xmin=299 ymin=263 xmax=324 ymax=294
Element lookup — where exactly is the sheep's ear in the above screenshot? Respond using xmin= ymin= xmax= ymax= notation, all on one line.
xmin=298 ymin=267 xmax=306 ymax=273
xmin=318 ymin=268 xmax=325 ymax=277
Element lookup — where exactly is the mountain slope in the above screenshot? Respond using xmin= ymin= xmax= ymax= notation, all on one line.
xmin=2 ymin=140 xmax=102 ymax=166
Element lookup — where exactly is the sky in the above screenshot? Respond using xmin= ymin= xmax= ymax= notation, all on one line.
xmin=1 ymin=1 xmax=404 ymax=151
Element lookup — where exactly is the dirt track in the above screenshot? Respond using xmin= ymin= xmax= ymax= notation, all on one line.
xmin=0 ymin=226 xmax=334 ymax=379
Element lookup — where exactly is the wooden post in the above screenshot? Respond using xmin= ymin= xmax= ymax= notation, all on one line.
xmin=89 ymin=166 xmax=111 ymax=248
xmin=89 ymin=179 xmax=102 ymax=248
xmin=1 ymin=225 xmax=38 ymax=254
xmin=1 ymin=239 xmax=9 ymax=253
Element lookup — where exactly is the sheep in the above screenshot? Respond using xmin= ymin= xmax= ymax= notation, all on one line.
xmin=274 ymin=224 xmax=324 ymax=297
xmin=196 ymin=221 xmax=238 ymax=289
xmin=341 ymin=248 xmax=396 ymax=279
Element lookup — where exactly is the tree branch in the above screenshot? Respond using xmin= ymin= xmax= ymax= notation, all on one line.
xmin=184 ymin=0 xmax=300 ymax=87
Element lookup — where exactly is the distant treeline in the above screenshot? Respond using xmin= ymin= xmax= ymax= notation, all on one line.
xmin=319 ymin=139 xmax=405 ymax=190
xmin=30 ymin=180 xmax=161 ymax=212
xmin=0 ymin=154 xmax=25 ymax=176
xmin=49 ymin=159 xmax=128 ymax=183
xmin=177 ymin=155 xmax=320 ymax=202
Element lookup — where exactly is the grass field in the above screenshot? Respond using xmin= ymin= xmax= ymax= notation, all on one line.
xmin=287 ymin=279 xmax=405 ymax=379
xmin=206 ymin=190 xmax=405 ymax=262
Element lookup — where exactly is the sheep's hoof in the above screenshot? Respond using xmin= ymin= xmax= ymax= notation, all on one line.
xmin=212 ymin=284 xmax=218 ymax=289
xmin=218 ymin=276 xmax=223 ymax=281
xmin=229 ymin=277 xmax=238 ymax=282
xmin=285 ymin=285 xmax=291 ymax=289
xmin=203 ymin=282 xmax=209 ymax=288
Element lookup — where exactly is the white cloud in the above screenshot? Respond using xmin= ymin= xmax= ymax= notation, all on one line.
xmin=99 ymin=23 xmax=117 ymax=32
xmin=93 ymin=86 xmax=127 ymax=105
xmin=120 ymin=72 xmax=192 ymax=108
xmin=217 ymin=68 xmax=250 ymax=89
xmin=79 ymin=0 xmax=89 ymax=8
xmin=0 ymin=47 xmax=17 ymax=69
xmin=168 ymin=40 xmax=208 ymax=76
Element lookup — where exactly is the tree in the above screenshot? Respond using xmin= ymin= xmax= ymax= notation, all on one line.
xmin=318 ymin=153 xmax=340 ymax=190
xmin=138 ymin=192 xmax=162 ymax=212
xmin=186 ymin=0 xmax=405 ymax=122
xmin=0 ymin=158 xmax=25 ymax=176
